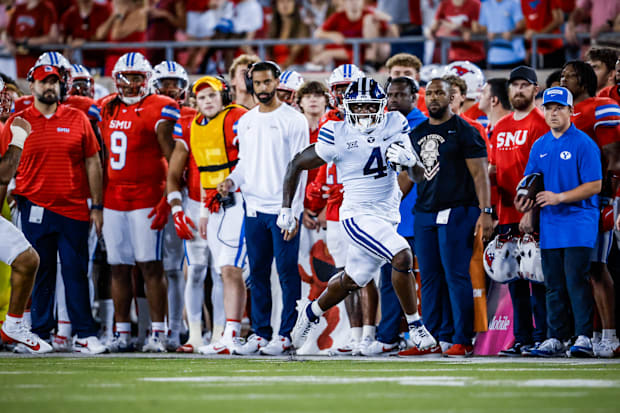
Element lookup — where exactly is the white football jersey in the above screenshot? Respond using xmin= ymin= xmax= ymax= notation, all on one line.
xmin=315 ymin=111 xmax=412 ymax=223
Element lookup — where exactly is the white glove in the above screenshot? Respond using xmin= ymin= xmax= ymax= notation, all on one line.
xmin=386 ymin=142 xmax=420 ymax=168
xmin=277 ymin=207 xmax=297 ymax=232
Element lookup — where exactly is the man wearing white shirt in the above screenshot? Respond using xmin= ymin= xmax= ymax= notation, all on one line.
xmin=217 ymin=61 xmax=309 ymax=355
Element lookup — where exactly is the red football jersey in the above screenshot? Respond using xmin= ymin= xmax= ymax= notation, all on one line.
xmin=0 ymin=105 xmax=99 ymax=221
xmin=417 ymin=87 xmax=428 ymax=116
xmin=99 ymin=94 xmax=180 ymax=211
xmin=520 ymin=0 xmax=563 ymax=54
xmin=172 ymin=109 xmax=199 ymax=201
xmin=319 ymin=108 xmax=344 ymax=129
xmin=14 ymin=95 xmax=100 ymax=121
xmin=463 ymin=102 xmax=489 ymax=128
xmin=572 ymin=97 xmax=620 ymax=149
xmin=597 ymin=85 xmax=620 ymax=106
xmin=490 ymin=108 xmax=548 ymax=225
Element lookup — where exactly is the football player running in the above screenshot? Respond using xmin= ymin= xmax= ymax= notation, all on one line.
xmin=281 ymin=77 xmax=437 ymax=352
xmin=99 ymin=52 xmax=180 ymax=352
xmin=151 ymin=60 xmax=192 ymax=350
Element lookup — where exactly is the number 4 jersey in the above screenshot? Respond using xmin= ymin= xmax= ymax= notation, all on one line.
xmin=99 ymin=94 xmax=180 ymax=211
xmin=315 ymin=111 xmax=411 ymax=223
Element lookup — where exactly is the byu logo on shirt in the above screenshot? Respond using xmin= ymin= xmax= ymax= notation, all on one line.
xmin=560 ymin=151 xmax=572 ymax=160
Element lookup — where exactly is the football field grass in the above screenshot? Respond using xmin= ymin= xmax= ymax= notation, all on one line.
xmin=1 ymin=355 xmax=619 ymax=413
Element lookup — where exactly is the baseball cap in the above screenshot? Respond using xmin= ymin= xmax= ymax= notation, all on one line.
xmin=31 ymin=65 xmax=61 ymax=81
xmin=192 ymin=76 xmax=225 ymax=94
xmin=508 ymin=65 xmax=537 ymax=84
xmin=542 ymin=87 xmax=573 ymax=107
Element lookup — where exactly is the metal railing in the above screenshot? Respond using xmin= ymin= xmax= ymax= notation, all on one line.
xmin=35 ymin=32 xmax=608 ymax=70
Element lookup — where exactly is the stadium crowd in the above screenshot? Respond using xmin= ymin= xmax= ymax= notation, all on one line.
xmin=0 ymin=0 xmax=619 ymax=360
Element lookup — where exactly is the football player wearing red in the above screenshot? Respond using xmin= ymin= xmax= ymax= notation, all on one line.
xmin=167 ymin=76 xmax=247 ymax=355
xmin=490 ymin=66 xmax=548 ymax=357
xmin=0 ymin=112 xmax=52 ymax=354
xmin=585 ymin=47 xmax=618 ymax=94
xmin=151 ymin=60 xmax=192 ymax=350
xmin=597 ymin=58 xmax=620 ymax=105
xmin=99 ymin=53 xmax=180 ymax=353
xmin=560 ymin=61 xmax=620 ymax=357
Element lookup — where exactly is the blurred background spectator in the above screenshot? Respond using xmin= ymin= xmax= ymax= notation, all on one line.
xmin=60 ymin=0 xmax=113 ymax=72
xmin=268 ymin=0 xmax=310 ymax=69
xmin=300 ymin=0 xmax=336 ymax=32
xmin=377 ymin=0 xmax=423 ymax=62
xmin=428 ymin=0 xmax=485 ymax=66
xmin=520 ymin=0 xmax=564 ymax=69
xmin=473 ymin=0 xmax=526 ymax=69
xmin=6 ymin=0 xmax=59 ymax=78
xmin=146 ymin=0 xmax=186 ymax=64
xmin=565 ymin=0 xmax=620 ymax=56
xmin=95 ymin=0 xmax=148 ymax=76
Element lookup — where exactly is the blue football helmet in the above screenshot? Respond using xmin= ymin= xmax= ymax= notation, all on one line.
xmin=343 ymin=77 xmax=386 ymax=133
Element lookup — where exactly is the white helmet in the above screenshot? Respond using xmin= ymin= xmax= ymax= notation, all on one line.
xmin=518 ymin=234 xmax=544 ymax=284
xmin=328 ymin=64 xmax=364 ymax=107
xmin=112 ymin=52 xmax=152 ymax=105
xmin=483 ymin=234 xmax=520 ymax=283
xmin=151 ymin=60 xmax=189 ymax=102
xmin=277 ymin=70 xmax=304 ymax=105
xmin=419 ymin=64 xmax=446 ymax=85
xmin=35 ymin=52 xmax=72 ymax=71
xmin=445 ymin=61 xmax=484 ymax=101
xmin=69 ymin=64 xmax=94 ymax=97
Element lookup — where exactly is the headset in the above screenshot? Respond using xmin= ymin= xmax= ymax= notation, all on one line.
xmin=244 ymin=60 xmax=282 ymax=96
xmin=192 ymin=75 xmax=233 ymax=106
xmin=385 ymin=76 xmax=419 ymax=95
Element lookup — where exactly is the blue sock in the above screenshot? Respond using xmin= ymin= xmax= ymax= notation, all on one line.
xmin=408 ymin=319 xmax=424 ymax=328
xmin=306 ymin=303 xmax=318 ymax=322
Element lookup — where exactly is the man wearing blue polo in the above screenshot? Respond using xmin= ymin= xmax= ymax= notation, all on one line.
xmin=516 ymin=87 xmax=602 ymax=358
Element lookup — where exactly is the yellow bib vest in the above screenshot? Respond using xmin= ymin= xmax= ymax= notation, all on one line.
xmin=190 ymin=105 xmax=243 ymax=189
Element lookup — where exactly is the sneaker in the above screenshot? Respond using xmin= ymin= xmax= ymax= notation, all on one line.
xmin=329 ymin=337 xmax=359 ymax=356
xmin=568 ymin=335 xmax=593 ymax=358
xmin=499 ymin=342 xmax=527 ymax=357
xmin=142 ymin=332 xmax=166 ymax=352
xmin=352 ymin=335 xmax=374 ymax=356
xmin=166 ymin=331 xmax=181 ymax=352
xmin=260 ymin=335 xmax=293 ymax=355
xmin=521 ymin=342 xmax=541 ymax=357
xmin=232 ymin=334 xmax=267 ymax=355
xmin=593 ymin=338 xmax=619 ymax=358
xmin=198 ymin=337 xmax=241 ymax=355
xmin=361 ymin=340 xmax=399 ymax=356
xmin=177 ymin=339 xmax=204 ymax=353
xmin=73 ymin=336 xmax=108 ymax=355
xmin=408 ymin=320 xmax=437 ymax=350
xmin=52 ymin=335 xmax=73 ymax=352
xmin=443 ymin=343 xmax=474 ymax=357
xmin=290 ymin=299 xmax=320 ymax=349
xmin=398 ymin=344 xmax=442 ymax=357
xmin=439 ymin=341 xmax=453 ymax=353
xmin=1 ymin=323 xmax=53 ymax=354
xmin=530 ymin=338 xmax=565 ymax=357
xmin=108 ymin=333 xmax=134 ymax=352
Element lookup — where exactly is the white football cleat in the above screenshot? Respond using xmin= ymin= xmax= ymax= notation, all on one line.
xmin=361 ymin=340 xmax=399 ymax=356
xmin=198 ymin=337 xmax=242 ymax=355
xmin=330 ymin=337 xmax=358 ymax=356
xmin=73 ymin=336 xmax=108 ymax=354
xmin=142 ymin=332 xmax=166 ymax=352
xmin=291 ymin=299 xmax=319 ymax=349
xmin=593 ymin=338 xmax=620 ymax=358
xmin=259 ymin=335 xmax=293 ymax=356
xmin=353 ymin=336 xmax=374 ymax=356
xmin=408 ymin=320 xmax=437 ymax=350
xmin=1 ymin=323 xmax=53 ymax=354
xmin=52 ymin=335 xmax=73 ymax=352
xmin=232 ymin=334 xmax=267 ymax=355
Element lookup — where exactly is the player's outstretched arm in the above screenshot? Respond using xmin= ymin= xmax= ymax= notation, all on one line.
xmin=282 ymin=144 xmax=326 ymax=209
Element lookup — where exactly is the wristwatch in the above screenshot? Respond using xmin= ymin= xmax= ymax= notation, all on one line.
xmin=482 ymin=207 xmax=493 ymax=215
xmin=91 ymin=204 xmax=103 ymax=211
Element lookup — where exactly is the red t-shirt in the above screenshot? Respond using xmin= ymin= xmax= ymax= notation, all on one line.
xmin=463 ymin=102 xmax=489 ymax=128
xmin=186 ymin=0 xmax=209 ymax=12
xmin=572 ymin=97 xmax=620 ymax=149
xmin=7 ymin=1 xmax=58 ymax=77
xmin=490 ymin=108 xmax=548 ymax=225
xmin=14 ymin=95 xmax=101 ymax=121
xmin=417 ymin=87 xmax=428 ymax=116
xmin=435 ymin=0 xmax=485 ymax=63
xmin=60 ymin=2 xmax=112 ymax=67
xmin=597 ymin=85 xmax=620 ymax=106
xmin=0 ymin=105 xmax=99 ymax=221
xmin=99 ymin=94 xmax=180 ymax=210
xmin=521 ymin=0 xmax=563 ymax=55
xmin=321 ymin=8 xmax=388 ymax=65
